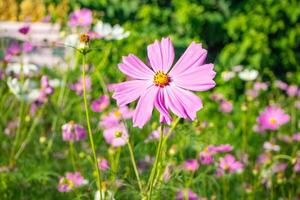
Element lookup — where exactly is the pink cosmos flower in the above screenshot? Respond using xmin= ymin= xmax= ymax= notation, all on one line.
xmin=274 ymin=80 xmax=288 ymax=90
xmin=23 ymin=41 xmax=34 ymax=53
xmin=18 ymin=25 xmax=30 ymax=35
xmin=30 ymin=76 xmax=54 ymax=114
xmin=58 ymin=172 xmax=86 ymax=192
xmin=91 ymin=95 xmax=110 ymax=112
xmin=246 ymin=89 xmax=258 ymax=99
xmin=218 ymin=154 xmax=244 ymax=174
xmin=70 ymin=76 xmax=91 ymax=96
xmin=98 ymin=157 xmax=110 ymax=171
xmin=112 ymin=37 xmax=216 ymax=128
xmin=253 ymin=81 xmax=268 ymax=91
xmin=182 ymin=159 xmax=199 ymax=172
xmin=175 ymin=188 xmax=199 ymax=200
xmin=199 ymin=150 xmax=214 ymax=165
xmin=256 ymin=153 xmax=272 ymax=165
xmin=62 ymin=121 xmax=86 ymax=141
xmin=212 ymin=144 xmax=233 ymax=153
xmin=219 ymin=100 xmax=233 ymax=113
xmin=68 ymin=8 xmax=93 ymax=27
xmin=99 ymin=106 xmax=134 ymax=129
xmin=6 ymin=41 xmax=21 ymax=56
xmin=293 ymin=158 xmax=300 ymax=172
xmin=286 ymin=85 xmax=298 ymax=97
xmin=210 ymin=92 xmax=224 ymax=102
xmin=257 ymin=106 xmax=290 ymax=131
xmin=272 ymin=162 xmax=287 ymax=173
xmin=103 ymin=124 xmax=128 ymax=147
xmin=293 ymin=133 xmax=300 ymax=142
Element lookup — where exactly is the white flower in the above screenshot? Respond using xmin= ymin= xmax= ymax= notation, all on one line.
xmin=238 ymin=69 xmax=258 ymax=81
xmin=7 ymin=77 xmax=40 ymax=102
xmin=64 ymin=34 xmax=79 ymax=47
xmin=95 ymin=190 xmax=115 ymax=200
xmin=221 ymin=71 xmax=235 ymax=81
xmin=49 ymin=79 xmax=62 ymax=88
xmin=94 ymin=21 xmax=130 ymax=40
xmin=6 ymin=63 xmax=38 ymax=76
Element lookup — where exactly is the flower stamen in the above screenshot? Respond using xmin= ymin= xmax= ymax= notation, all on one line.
xmin=154 ymin=71 xmax=169 ymax=87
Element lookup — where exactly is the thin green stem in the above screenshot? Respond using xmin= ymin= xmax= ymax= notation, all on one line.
xmin=148 ymin=125 xmax=164 ymax=199
xmin=69 ymin=141 xmax=77 ymax=171
xmin=9 ymin=54 xmax=25 ymax=167
xmin=82 ymin=54 xmax=102 ymax=199
xmin=127 ymin=141 xmax=143 ymax=193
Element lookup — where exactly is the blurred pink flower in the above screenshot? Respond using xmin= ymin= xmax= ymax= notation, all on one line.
xmin=293 ymin=133 xmax=300 ymax=142
xmin=199 ymin=150 xmax=214 ymax=165
xmin=286 ymin=85 xmax=298 ymax=97
xmin=70 ymin=76 xmax=91 ymax=96
xmin=91 ymin=95 xmax=110 ymax=112
xmin=263 ymin=141 xmax=280 ymax=152
xmin=98 ymin=157 xmax=109 ymax=171
xmin=182 ymin=159 xmax=199 ymax=172
xmin=62 ymin=121 xmax=86 ymax=141
xmin=210 ymin=92 xmax=224 ymax=102
xmin=175 ymin=188 xmax=199 ymax=200
xmin=253 ymin=81 xmax=268 ymax=91
xmin=295 ymin=101 xmax=300 ymax=109
xmin=103 ymin=124 xmax=128 ymax=147
xmin=23 ymin=41 xmax=34 ymax=53
xmin=68 ymin=8 xmax=93 ymax=27
xmin=6 ymin=41 xmax=21 ymax=56
xmin=218 ymin=154 xmax=244 ymax=174
xmin=58 ymin=172 xmax=86 ymax=192
xmin=256 ymin=153 xmax=272 ymax=165
xmin=219 ymin=100 xmax=233 ymax=113
xmin=274 ymin=80 xmax=288 ymax=90
xmin=272 ymin=162 xmax=287 ymax=173
xmin=18 ymin=25 xmax=30 ymax=35
xmin=212 ymin=144 xmax=233 ymax=153
xmin=112 ymin=37 xmax=216 ymax=128
xmin=100 ymin=106 xmax=133 ymax=129
xmin=246 ymin=89 xmax=258 ymax=99
xmin=294 ymin=158 xmax=300 ymax=172
xmin=257 ymin=106 xmax=290 ymax=131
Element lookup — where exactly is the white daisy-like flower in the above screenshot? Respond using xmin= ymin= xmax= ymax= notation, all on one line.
xmin=238 ymin=69 xmax=258 ymax=81
xmin=95 ymin=190 xmax=115 ymax=200
xmin=7 ymin=77 xmax=40 ymax=102
xmin=94 ymin=21 xmax=130 ymax=40
xmin=6 ymin=63 xmax=38 ymax=76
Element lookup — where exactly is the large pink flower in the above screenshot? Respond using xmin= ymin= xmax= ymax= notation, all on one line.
xmin=112 ymin=37 xmax=216 ymax=128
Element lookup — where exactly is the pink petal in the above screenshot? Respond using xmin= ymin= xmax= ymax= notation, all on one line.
xmin=170 ymin=42 xmax=207 ymax=76
xmin=154 ymin=89 xmax=172 ymax=124
xmin=224 ymin=154 xmax=236 ymax=165
xmin=164 ymin=85 xmax=203 ymax=120
xmin=118 ymin=54 xmax=154 ymax=79
xmin=172 ymin=64 xmax=216 ymax=91
xmin=112 ymin=80 xmax=152 ymax=107
xmin=133 ymin=86 xmax=158 ymax=128
xmin=147 ymin=37 xmax=175 ymax=72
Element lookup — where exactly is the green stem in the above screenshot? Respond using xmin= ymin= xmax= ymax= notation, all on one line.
xmin=69 ymin=141 xmax=77 ymax=170
xmin=147 ymin=125 xmax=164 ymax=199
xmin=9 ymin=54 xmax=25 ymax=167
xmin=127 ymin=141 xmax=143 ymax=193
xmin=82 ymin=54 xmax=103 ymax=199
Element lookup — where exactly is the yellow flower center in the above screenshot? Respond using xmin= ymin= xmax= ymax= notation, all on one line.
xmin=269 ymin=118 xmax=277 ymax=125
xmin=115 ymin=131 xmax=122 ymax=138
xmin=114 ymin=111 xmax=121 ymax=118
xmin=154 ymin=71 xmax=169 ymax=87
